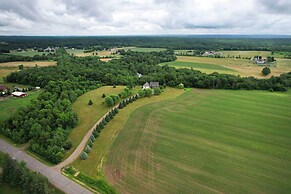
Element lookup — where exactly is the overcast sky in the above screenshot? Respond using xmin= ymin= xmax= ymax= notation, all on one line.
xmin=0 ymin=0 xmax=290 ymax=35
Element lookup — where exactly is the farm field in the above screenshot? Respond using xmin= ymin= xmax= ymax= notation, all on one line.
xmin=0 ymin=68 xmax=17 ymax=83
xmin=70 ymin=88 xmax=184 ymax=191
xmin=6 ymin=50 xmax=51 ymax=57
xmin=0 ymin=61 xmax=56 ymax=68
xmin=0 ymin=90 xmax=42 ymax=123
xmin=66 ymin=49 xmax=96 ymax=57
xmin=221 ymin=50 xmax=272 ymax=58
xmin=165 ymin=56 xmax=291 ymax=77
xmin=128 ymin=47 xmax=166 ymax=52
xmin=104 ymin=89 xmax=291 ymax=194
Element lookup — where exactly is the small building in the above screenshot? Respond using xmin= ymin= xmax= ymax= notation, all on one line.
xmin=12 ymin=92 xmax=27 ymax=97
xmin=143 ymin=82 xmax=159 ymax=89
xmin=0 ymin=84 xmax=9 ymax=93
xmin=35 ymin=86 xmax=41 ymax=90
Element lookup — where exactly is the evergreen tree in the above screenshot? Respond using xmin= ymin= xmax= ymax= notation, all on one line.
xmin=105 ymin=114 xmax=111 ymax=122
xmin=80 ymin=151 xmax=88 ymax=160
xmin=88 ymin=99 xmax=93 ymax=105
xmin=99 ymin=122 xmax=104 ymax=129
xmin=90 ymin=134 xmax=96 ymax=142
xmin=85 ymin=145 xmax=91 ymax=153
xmin=95 ymin=124 xmax=102 ymax=133
xmin=118 ymin=102 xmax=124 ymax=109
xmin=102 ymin=93 xmax=106 ymax=98
xmin=114 ymin=108 xmax=119 ymax=114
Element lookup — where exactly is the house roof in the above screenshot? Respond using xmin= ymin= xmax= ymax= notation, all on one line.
xmin=143 ymin=82 xmax=150 ymax=87
xmin=0 ymin=84 xmax=8 ymax=91
xmin=149 ymin=82 xmax=159 ymax=87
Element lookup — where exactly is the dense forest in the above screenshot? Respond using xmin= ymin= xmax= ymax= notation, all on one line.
xmin=1 ymin=35 xmax=291 ymax=52
xmin=1 ymin=48 xmax=291 ymax=163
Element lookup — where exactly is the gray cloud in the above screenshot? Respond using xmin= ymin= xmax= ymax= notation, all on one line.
xmin=0 ymin=0 xmax=290 ymax=35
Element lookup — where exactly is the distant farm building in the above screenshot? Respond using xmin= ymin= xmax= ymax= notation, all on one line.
xmin=12 ymin=92 xmax=27 ymax=97
xmin=143 ymin=82 xmax=159 ymax=89
xmin=35 ymin=86 xmax=41 ymax=90
xmin=202 ymin=51 xmax=222 ymax=57
xmin=253 ymin=56 xmax=267 ymax=65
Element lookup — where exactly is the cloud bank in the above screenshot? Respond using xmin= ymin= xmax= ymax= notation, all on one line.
xmin=0 ymin=0 xmax=290 ymax=35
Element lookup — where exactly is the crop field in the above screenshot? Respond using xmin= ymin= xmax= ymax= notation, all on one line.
xmin=0 ymin=61 xmax=56 ymax=68
xmin=160 ymin=61 xmax=237 ymax=74
xmin=71 ymin=88 xmax=183 ymax=190
xmin=104 ymin=89 xmax=291 ymax=194
xmin=0 ymin=90 xmax=42 ymax=123
xmin=166 ymin=56 xmax=291 ymax=77
xmin=221 ymin=51 xmax=272 ymax=58
xmin=125 ymin=47 xmax=166 ymax=52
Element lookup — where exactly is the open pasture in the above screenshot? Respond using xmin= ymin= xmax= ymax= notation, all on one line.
xmin=104 ymin=89 xmax=291 ymax=194
xmin=221 ymin=51 xmax=272 ymax=58
xmin=167 ymin=56 xmax=291 ymax=78
xmin=7 ymin=50 xmax=50 ymax=57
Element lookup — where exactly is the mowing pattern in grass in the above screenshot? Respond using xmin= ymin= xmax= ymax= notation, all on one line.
xmin=71 ymin=88 xmax=183 ymax=183
xmin=66 ymin=86 xmax=126 ymax=157
xmin=0 ymin=90 xmax=42 ymax=123
xmin=160 ymin=61 xmax=236 ymax=72
xmin=104 ymin=89 xmax=291 ymax=194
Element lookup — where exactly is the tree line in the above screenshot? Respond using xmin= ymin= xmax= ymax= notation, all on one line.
xmin=0 ymin=154 xmax=56 ymax=194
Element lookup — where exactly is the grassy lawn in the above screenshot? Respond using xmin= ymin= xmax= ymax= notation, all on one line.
xmin=0 ymin=90 xmax=42 ymax=123
xmin=174 ymin=56 xmax=291 ymax=77
xmin=66 ymin=86 xmax=127 ymax=157
xmin=104 ymin=89 xmax=291 ymax=194
xmin=160 ymin=61 xmax=236 ymax=74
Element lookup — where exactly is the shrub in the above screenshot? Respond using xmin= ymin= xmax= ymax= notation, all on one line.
xmin=80 ymin=152 xmax=88 ymax=160
xmin=105 ymin=114 xmax=111 ymax=122
xmin=85 ymin=145 xmax=91 ymax=153
xmin=262 ymin=67 xmax=271 ymax=75
xmin=138 ymin=89 xmax=145 ymax=98
xmin=88 ymin=140 xmax=93 ymax=147
xmin=88 ymin=99 xmax=93 ymax=105
xmin=145 ymin=88 xmax=153 ymax=97
xmin=90 ymin=134 xmax=96 ymax=142
xmin=96 ymin=125 xmax=102 ymax=133
xmin=178 ymin=83 xmax=184 ymax=89
xmin=102 ymin=93 xmax=106 ymax=98
xmin=93 ymin=130 xmax=99 ymax=138
xmin=118 ymin=102 xmax=124 ymax=109
xmin=114 ymin=108 xmax=119 ymax=114
xmin=154 ymin=87 xmax=162 ymax=95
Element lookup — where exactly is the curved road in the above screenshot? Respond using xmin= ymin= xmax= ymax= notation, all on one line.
xmin=0 ymin=139 xmax=92 ymax=194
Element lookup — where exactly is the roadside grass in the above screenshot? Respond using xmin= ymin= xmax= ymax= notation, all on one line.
xmin=104 ymin=89 xmax=291 ymax=194
xmin=70 ymin=87 xmax=184 ymax=192
xmin=0 ymin=90 xmax=42 ymax=123
xmin=66 ymin=86 xmax=127 ymax=157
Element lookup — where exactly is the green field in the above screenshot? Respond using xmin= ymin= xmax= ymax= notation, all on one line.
xmin=128 ymin=47 xmax=166 ymax=52
xmin=104 ymin=89 xmax=291 ymax=194
xmin=7 ymin=50 xmax=50 ymax=57
xmin=160 ymin=61 xmax=236 ymax=73
xmin=171 ymin=56 xmax=291 ymax=78
xmin=0 ymin=90 xmax=42 ymax=123
xmin=66 ymin=86 xmax=127 ymax=157
xmin=221 ymin=51 xmax=272 ymax=58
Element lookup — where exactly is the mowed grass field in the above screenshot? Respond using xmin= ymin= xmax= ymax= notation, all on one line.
xmin=0 ymin=90 xmax=42 ymax=123
xmin=66 ymin=86 xmax=127 ymax=157
xmin=166 ymin=56 xmax=291 ymax=78
xmin=7 ymin=50 xmax=51 ymax=57
xmin=221 ymin=51 xmax=272 ymax=58
xmin=104 ymin=89 xmax=291 ymax=194
xmin=72 ymin=88 xmax=184 ymax=178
